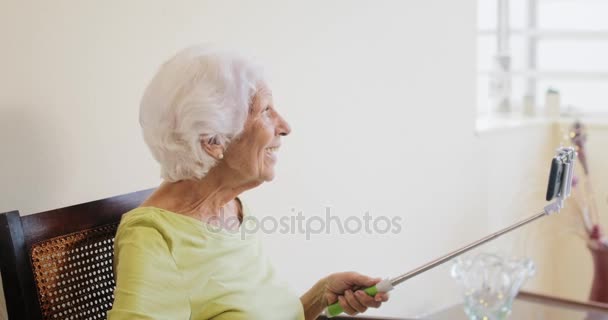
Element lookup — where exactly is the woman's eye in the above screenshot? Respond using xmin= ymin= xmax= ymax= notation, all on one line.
xmin=263 ymin=106 xmax=271 ymax=113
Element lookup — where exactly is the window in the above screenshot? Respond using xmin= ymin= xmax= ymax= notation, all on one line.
xmin=478 ymin=0 xmax=608 ymax=119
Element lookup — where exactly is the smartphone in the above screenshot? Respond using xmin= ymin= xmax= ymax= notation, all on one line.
xmin=545 ymin=157 xmax=565 ymax=201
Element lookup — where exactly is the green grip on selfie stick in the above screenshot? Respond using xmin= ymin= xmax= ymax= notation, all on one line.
xmin=325 ymin=278 xmax=394 ymax=318
xmin=326 ymin=285 xmax=378 ymax=318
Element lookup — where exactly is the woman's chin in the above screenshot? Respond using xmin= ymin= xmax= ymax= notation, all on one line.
xmin=262 ymin=171 xmax=276 ymax=182
xmin=259 ymin=165 xmax=276 ymax=181
xmin=261 ymin=157 xmax=277 ymax=181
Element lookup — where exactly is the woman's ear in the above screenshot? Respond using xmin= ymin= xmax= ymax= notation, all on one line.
xmin=200 ymin=136 xmax=225 ymax=160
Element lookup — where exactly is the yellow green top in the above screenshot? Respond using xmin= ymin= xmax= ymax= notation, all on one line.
xmin=107 ymin=205 xmax=304 ymax=320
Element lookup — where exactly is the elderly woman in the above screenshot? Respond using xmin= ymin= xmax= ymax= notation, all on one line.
xmin=107 ymin=46 xmax=389 ymax=320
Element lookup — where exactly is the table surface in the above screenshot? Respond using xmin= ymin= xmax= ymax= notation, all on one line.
xmin=317 ymin=292 xmax=608 ymax=320
xmin=423 ymin=292 xmax=608 ymax=320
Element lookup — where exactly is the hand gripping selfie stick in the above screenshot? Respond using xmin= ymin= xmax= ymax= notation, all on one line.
xmin=326 ymin=147 xmax=576 ymax=317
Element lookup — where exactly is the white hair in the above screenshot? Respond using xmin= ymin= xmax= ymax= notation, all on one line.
xmin=140 ymin=45 xmax=265 ymax=182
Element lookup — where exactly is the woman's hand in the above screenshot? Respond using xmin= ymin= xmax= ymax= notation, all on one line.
xmin=300 ymin=272 xmax=389 ymax=319
xmin=324 ymin=272 xmax=390 ymax=315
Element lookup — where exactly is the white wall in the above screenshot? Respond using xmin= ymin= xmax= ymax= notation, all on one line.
xmin=2 ymin=0 xmax=591 ymax=319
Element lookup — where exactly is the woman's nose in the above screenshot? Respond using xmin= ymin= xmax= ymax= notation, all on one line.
xmin=277 ymin=114 xmax=291 ymax=136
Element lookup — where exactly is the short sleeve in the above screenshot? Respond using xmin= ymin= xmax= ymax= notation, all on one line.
xmin=107 ymin=221 xmax=190 ymax=320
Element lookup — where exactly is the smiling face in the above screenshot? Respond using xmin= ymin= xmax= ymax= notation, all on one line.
xmin=222 ymin=84 xmax=291 ymax=183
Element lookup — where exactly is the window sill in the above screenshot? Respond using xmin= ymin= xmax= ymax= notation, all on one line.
xmin=475 ymin=116 xmax=550 ymax=134
xmin=475 ymin=115 xmax=608 ymax=135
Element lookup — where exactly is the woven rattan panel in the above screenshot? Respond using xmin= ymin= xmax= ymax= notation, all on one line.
xmin=30 ymin=224 xmax=118 ymax=320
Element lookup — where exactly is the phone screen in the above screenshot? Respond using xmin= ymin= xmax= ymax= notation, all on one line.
xmin=546 ymin=157 xmax=564 ymax=201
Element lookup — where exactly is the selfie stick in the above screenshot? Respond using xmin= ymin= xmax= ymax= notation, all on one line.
xmin=326 ymin=147 xmax=576 ymax=317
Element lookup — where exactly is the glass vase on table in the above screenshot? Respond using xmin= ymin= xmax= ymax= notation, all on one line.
xmin=451 ymin=253 xmax=535 ymax=320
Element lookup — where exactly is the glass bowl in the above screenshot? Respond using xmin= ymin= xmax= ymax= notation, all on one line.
xmin=451 ymin=253 xmax=536 ymax=320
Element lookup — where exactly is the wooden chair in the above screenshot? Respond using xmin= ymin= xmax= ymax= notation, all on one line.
xmin=0 ymin=189 xmax=153 ymax=320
